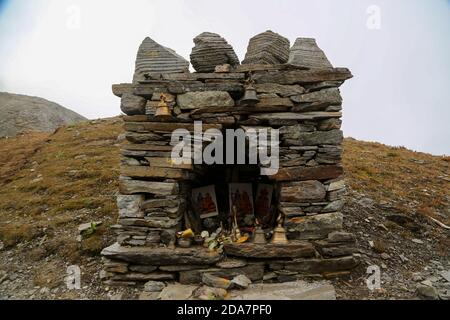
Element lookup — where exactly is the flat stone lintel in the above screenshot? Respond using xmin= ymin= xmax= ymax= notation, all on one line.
xmin=102 ymin=243 xmax=222 ymax=265
xmin=224 ymin=241 xmax=315 ymax=259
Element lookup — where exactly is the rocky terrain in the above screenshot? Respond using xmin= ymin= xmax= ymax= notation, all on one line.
xmin=0 ymin=118 xmax=448 ymax=300
xmin=0 ymin=92 xmax=86 ymax=138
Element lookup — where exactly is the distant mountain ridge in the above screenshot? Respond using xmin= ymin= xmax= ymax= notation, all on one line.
xmin=0 ymin=92 xmax=87 ymax=137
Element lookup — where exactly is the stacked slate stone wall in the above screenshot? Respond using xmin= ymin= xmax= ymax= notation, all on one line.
xmin=101 ymin=31 xmax=359 ymax=287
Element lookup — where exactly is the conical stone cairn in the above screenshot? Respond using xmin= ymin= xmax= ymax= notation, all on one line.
xmin=242 ymin=30 xmax=290 ymax=65
xmin=288 ymin=38 xmax=333 ymax=69
xmin=133 ymin=37 xmax=190 ymax=83
xmin=190 ymin=32 xmax=240 ymax=73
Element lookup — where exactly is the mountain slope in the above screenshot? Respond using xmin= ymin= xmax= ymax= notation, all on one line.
xmin=0 ymin=118 xmax=448 ymax=300
xmin=0 ymin=92 xmax=87 ymax=137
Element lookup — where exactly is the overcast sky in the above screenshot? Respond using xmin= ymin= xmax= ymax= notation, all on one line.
xmin=0 ymin=0 xmax=449 ymax=155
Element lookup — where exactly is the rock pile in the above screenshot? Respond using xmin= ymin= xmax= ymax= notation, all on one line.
xmin=288 ymin=38 xmax=333 ymax=69
xmin=133 ymin=37 xmax=189 ymax=83
xmin=190 ymin=32 xmax=240 ymax=72
xmin=104 ymin=33 xmax=357 ymax=287
xmin=242 ymin=30 xmax=290 ymax=65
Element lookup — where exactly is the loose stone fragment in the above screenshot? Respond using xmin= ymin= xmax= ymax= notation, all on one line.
xmin=144 ymin=281 xmax=166 ymax=292
xmin=202 ymin=273 xmax=231 ymax=289
xmin=121 ymin=94 xmax=147 ymax=116
xmin=231 ymin=275 xmax=252 ymax=289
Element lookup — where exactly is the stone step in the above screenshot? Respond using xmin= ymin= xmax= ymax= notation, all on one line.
xmin=102 ymin=243 xmax=222 ymax=265
xmin=223 ymin=242 xmax=315 ymax=259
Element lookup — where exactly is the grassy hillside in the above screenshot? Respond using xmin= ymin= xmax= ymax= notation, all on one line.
xmin=0 ymin=119 xmax=122 ymax=258
xmin=0 ymin=118 xmax=448 ymax=253
xmin=0 ymin=118 xmax=448 ymax=299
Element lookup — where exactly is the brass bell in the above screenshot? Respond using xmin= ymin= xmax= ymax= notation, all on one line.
xmin=241 ymin=85 xmax=260 ymax=106
xmin=253 ymin=226 xmax=267 ymax=244
xmin=240 ymin=72 xmax=260 ymax=106
xmin=271 ymin=213 xmax=289 ymax=245
xmin=252 ymin=219 xmax=267 ymax=244
xmin=155 ymin=94 xmax=172 ymax=118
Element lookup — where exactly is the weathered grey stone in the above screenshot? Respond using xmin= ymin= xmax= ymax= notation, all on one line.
xmin=159 ymin=265 xmax=205 ymax=272
xmin=284 ymin=256 xmax=359 ymax=274
xmin=216 ymin=259 xmax=247 ymax=269
xmin=121 ymin=157 xmax=143 ymax=167
xmin=159 ymin=285 xmax=198 ymax=300
xmin=327 ymin=180 xmax=346 ymax=192
xmin=283 ymin=130 xmax=343 ymax=146
xmin=119 ymin=180 xmax=179 ymax=195
xmin=290 ymin=88 xmax=342 ymax=105
xmin=179 ymin=264 xmax=264 ymax=285
xmin=314 ymin=240 xmax=356 ymax=257
xmin=224 ymin=242 xmax=315 ymax=259
xmin=117 ymin=195 xmax=144 ymax=218
xmin=177 ymin=91 xmax=234 ymax=110
xmin=111 ymin=272 xmax=175 ymax=282
xmin=318 ymin=118 xmax=342 ymax=131
xmin=231 ymin=275 xmax=252 ymax=289
xmin=328 ymin=188 xmax=346 ymax=201
xmin=102 ymin=243 xmax=222 ymax=265
xmin=119 ymin=217 xmax=181 ymax=229
xmin=125 ymin=132 xmax=165 ymax=144
xmin=138 ymin=292 xmax=160 ymax=300
xmin=190 ymin=32 xmax=240 ymax=73
xmin=252 ymin=68 xmax=352 ymax=85
xmin=231 ymin=281 xmax=337 ymax=300
xmin=305 ymin=81 xmax=344 ymax=91
xmin=255 ymin=83 xmax=305 ymax=97
xmin=104 ymin=262 xmax=128 ymax=274
xmin=121 ymin=94 xmax=147 ymax=116
xmin=202 ymin=274 xmax=232 ymax=289
xmin=194 ymin=286 xmax=227 ymax=300
xmin=280 ymin=124 xmax=315 ymax=136
xmin=271 ymin=165 xmax=343 ymax=182
xmin=129 ymin=265 xmax=158 ymax=274
xmin=280 ymin=181 xmax=327 ymax=203
xmin=144 ymin=281 xmax=166 ymax=292
xmin=133 ymin=37 xmax=189 ymax=83
xmin=328 ymin=232 xmax=356 ymax=243
xmin=288 ymin=38 xmax=333 ymax=69
xmin=212 ymin=264 xmax=265 ymax=282
xmin=279 ymin=206 xmax=306 ymax=218
xmin=242 ymin=30 xmax=290 ymax=65
xmin=285 ymin=212 xmax=343 ymax=240
xmin=322 ymin=200 xmax=345 ymax=213
xmin=416 ymin=284 xmax=439 ymax=300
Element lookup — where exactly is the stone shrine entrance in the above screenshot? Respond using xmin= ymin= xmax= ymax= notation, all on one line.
xmin=102 ymin=31 xmax=359 ymax=287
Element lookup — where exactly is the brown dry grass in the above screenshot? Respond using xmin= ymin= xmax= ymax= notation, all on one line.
xmin=0 ymin=131 xmax=50 ymax=184
xmin=0 ymin=119 xmax=122 ymax=256
xmin=0 ymin=120 xmax=448 ymax=260
xmin=343 ymin=138 xmax=449 ymax=225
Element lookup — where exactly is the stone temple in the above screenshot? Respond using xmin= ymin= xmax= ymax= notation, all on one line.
xmin=102 ymin=32 xmax=357 ymax=287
